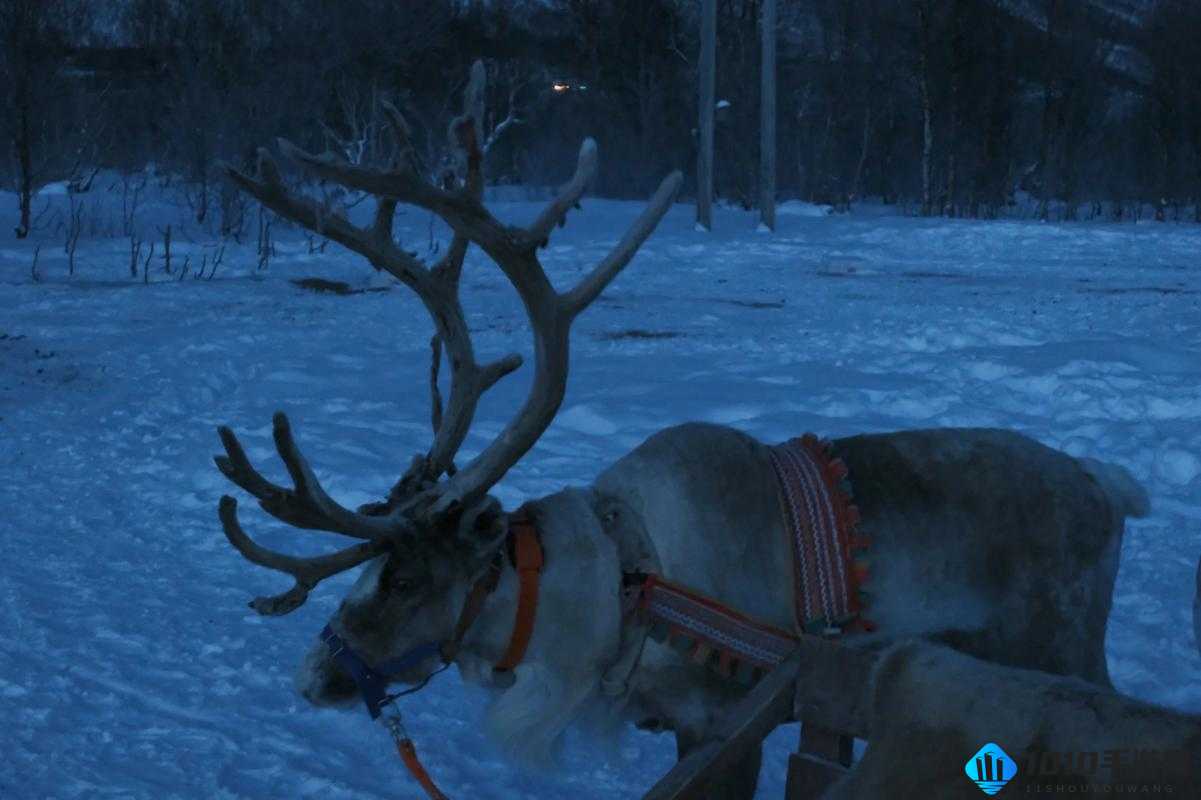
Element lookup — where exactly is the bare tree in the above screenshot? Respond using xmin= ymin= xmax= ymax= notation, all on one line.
xmin=64 ymin=195 xmax=82 ymax=275
xmin=129 ymin=234 xmax=141 ymax=279
xmin=11 ymin=0 xmax=1194 ymax=232
xmin=1143 ymin=0 xmax=1201 ymax=222
xmin=973 ymin=9 xmax=1016 ymax=219
xmin=697 ymin=0 xmax=716 ymax=230
xmin=759 ymin=0 xmax=777 ymax=231
xmin=1 ymin=0 xmax=41 ymax=238
xmin=481 ymin=60 xmax=537 ymax=177
xmin=914 ymin=0 xmax=935 ymax=217
xmin=1037 ymin=0 xmax=1063 ymax=222
xmin=321 ymin=79 xmax=387 ymax=168
xmin=157 ymin=224 xmax=172 ymax=275
xmin=944 ymin=0 xmax=967 ymax=217
xmin=0 ymin=0 xmax=82 ymax=239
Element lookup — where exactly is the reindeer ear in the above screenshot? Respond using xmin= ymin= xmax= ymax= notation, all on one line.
xmin=455 ymin=496 xmax=505 ymax=543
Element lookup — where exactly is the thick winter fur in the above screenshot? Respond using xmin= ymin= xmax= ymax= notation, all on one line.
xmin=299 ymin=423 xmax=1148 ymax=798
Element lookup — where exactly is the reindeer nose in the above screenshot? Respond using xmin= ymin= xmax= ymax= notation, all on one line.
xmin=297 ymin=665 xmax=358 ymax=706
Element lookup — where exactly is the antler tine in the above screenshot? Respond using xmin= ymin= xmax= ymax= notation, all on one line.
xmin=428 ymin=65 xmax=487 ymax=292
xmin=561 ymin=169 xmax=684 ymax=318
xmin=219 ymin=151 xmax=428 ymax=291
xmin=421 ymin=61 xmax=524 ymax=478
xmin=380 ymin=100 xmax=419 ymax=170
xmin=271 ymin=138 xmax=495 ymax=243
xmin=524 ymin=138 xmax=599 ymax=247
xmin=429 ymin=334 xmax=446 ymax=443
xmin=216 ymin=412 xmax=406 ymax=540
xmin=463 ymin=60 xmax=486 ymax=147
xmin=219 ymin=496 xmax=388 ymax=616
xmin=214 ymin=424 xmax=280 ymax=500
xmin=425 ymin=143 xmax=682 ymax=520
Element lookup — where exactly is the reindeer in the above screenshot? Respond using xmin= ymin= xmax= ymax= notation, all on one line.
xmin=213 ymin=68 xmax=1151 ymax=800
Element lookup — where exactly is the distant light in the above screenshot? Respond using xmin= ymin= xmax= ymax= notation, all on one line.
xmin=716 ymin=99 xmax=731 ymax=110
xmin=578 ymin=84 xmax=589 ymax=91
xmin=553 ymin=82 xmax=570 ymax=93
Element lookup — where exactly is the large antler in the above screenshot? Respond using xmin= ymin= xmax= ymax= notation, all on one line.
xmin=215 ymin=61 xmax=682 ymax=614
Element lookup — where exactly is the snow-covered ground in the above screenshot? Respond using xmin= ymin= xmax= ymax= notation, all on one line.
xmin=1 ymin=182 xmax=1199 ymax=799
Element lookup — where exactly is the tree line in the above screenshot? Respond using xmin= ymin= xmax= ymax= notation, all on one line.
xmin=3 ymin=0 xmax=1201 ymax=242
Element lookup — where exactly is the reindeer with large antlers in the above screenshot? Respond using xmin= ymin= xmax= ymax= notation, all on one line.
xmin=215 ymin=64 xmax=1154 ymax=799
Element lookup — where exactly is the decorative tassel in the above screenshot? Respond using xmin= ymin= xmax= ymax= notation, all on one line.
xmin=851 ymin=560 xmax=870 ymax=585
xmin=670 ymin=630 xmax=694 ymax=655
xmin=716 ymin=650 xmax=734 ymax=678
xmin=827 ymin=458 xmax=849 ymax=481
xmin=648 ymin=621 xmax=670 ymax=642
xmin=690 ymin=642 xmax=714 ymax=665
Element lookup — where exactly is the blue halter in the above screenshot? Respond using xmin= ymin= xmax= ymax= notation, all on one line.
xmin=318 ymin=512 xmax=536 ymax=720
xmin=320 ymin=625 xmax=444 ymax=719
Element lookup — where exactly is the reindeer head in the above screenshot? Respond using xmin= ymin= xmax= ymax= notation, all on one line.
xmin=213 ymin=62 xmax=681 ymax=709
xmin=291 ymin=494 xmax=510 ymax=708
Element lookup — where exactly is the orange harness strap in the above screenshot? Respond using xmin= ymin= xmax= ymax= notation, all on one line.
xmin=493 ymin=514 xmax=543 ymax=672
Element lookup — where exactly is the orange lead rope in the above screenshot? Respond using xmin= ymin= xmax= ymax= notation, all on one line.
xmin=383 ymin=714 xmax=450 ymax=800
xmin=397 ymin=738 xmax=449 ymax=800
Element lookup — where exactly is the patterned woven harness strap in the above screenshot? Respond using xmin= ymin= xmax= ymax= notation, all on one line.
xmin=767 ymin=434 xmax=872 ymax=635
xmin=625 ymin=432 xmax=873 ymax=687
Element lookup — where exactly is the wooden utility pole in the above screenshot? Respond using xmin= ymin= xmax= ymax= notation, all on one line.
xmin=697 ymin=0 xmax=716 ymax=230
xmin=915 ymin=0 xmax=934 ymax=217
xmin=759 ymin=0 xmax=777 ymax=231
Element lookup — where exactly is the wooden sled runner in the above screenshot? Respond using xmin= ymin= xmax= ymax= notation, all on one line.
xmin=642 ymin=636 xmax=1201 ymax=799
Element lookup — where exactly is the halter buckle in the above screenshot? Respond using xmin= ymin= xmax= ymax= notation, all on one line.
xmin=380 ymin=709 xmax=410 ymax=747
